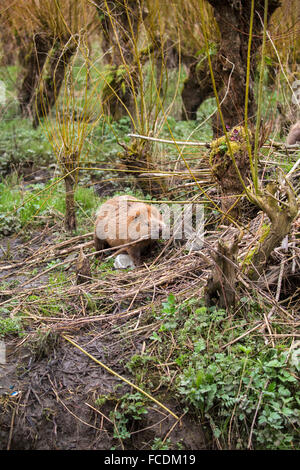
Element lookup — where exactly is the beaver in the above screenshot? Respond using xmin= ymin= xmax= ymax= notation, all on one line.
xmin=287 ymin=121 xmax=300 ymax=145
xmin=94 ymin=195 xmax=165 ymax=266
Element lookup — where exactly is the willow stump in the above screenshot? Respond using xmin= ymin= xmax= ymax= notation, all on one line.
xmin=205 ymin=233 xmax=239 ymax=309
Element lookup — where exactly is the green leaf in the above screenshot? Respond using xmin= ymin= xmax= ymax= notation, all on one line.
xmin=264 ymin=56 xmax=273 ymax=66
xmin=265 ymin=359 xmax=283 ymax=368
xmin=150 ymin=331 xmax=162 ymax=342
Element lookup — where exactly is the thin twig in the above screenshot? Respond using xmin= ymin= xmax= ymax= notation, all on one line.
xmin=247 ymin=380 xmax=269 ymax=449
xmin=128 ymin=133 xmax=210 ymax=147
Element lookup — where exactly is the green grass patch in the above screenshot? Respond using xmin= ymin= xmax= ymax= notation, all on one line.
xmin=0 ymin=308 xmax=24 ymax=338
xmin=0 ymin=176 xmax=100 ymax=236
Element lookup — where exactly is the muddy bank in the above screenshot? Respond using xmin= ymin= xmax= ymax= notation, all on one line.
xmin=0 ymin=331 xmax=207 ymax=450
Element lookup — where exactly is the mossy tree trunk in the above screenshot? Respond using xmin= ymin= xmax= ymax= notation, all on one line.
xmin=17 ymin=33 xmax=52 ymax=118
xmin=248 ymin=183 xmax=298 ymax=279
xmin=101 ymin=65 xmax=139 ymax=121
xmin=184 ymin=0 xmax=280 ymax=133
xmin=33 ymin=41 xmax=76 ymax=128
xmin=209 ymin=125 xmax=253 ymax=221
xmin=96 ymin=0 xmax=142 ymax=120
xmin=205 ymin=233 xmax=239 ymax=309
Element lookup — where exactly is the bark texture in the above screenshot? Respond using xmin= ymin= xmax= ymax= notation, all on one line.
xmin=209 ymin=125 xmax=253 ymax=221
xmin=181 ymin=60 xmax=215 ymax=120
xmin=205 ymin=233 xmax=239 ymax=309
xmin=18 ymin=34 xmax=52 ymax=118
xmin=184 ymin=0 xmax=281 ymax=134
xmin=96 ymin=0 xmax=142 ymax=120
xmin=33 ymin=42 xmax=76 ymax=127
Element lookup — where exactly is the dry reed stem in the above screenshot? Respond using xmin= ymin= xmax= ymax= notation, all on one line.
xmin=1 ymin=204 xmax=298 ymax=354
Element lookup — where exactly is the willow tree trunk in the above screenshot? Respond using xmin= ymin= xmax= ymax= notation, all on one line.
xmin=96 ymin=0 xmax=142 ymax=120
xmin=205 ymin=233 xmax=239 ymax=309
xmin=209 ymin=125 xmax=253 ymax=221
xmin=181 ymin=60 xmax=215 ymax=120
xmin=64 ymin=174 xmax=77 ymax=232
xmin=61 ymin=153 xmax=78 ymax=232
xmin=197 ymin=0 xmax=280 ymax=135
xmin=17 ymin=34 xmax=52 ymax=118
xmin=33 ymin=42 xmax=76 ymax=128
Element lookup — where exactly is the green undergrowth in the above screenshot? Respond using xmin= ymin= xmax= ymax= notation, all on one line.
xmin=94 ymin=390 xmax=183 ymax=450
xmin=0 ymin=314 xmax=24 ymax=338
xmin=125 ymin=294 xmax=300 ymax=450
xmin=96 ymin=391 xmax=148 ymax=441
xmin=0 ymin=117 xmax=53 ymax=174
xmin=0 ymin=176 xmax=99 ymax=236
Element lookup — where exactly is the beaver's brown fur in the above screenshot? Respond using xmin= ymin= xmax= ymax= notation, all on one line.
xmin=287 ymin=121 xmax=300 ymax=145
xmin=94 ymin=195 xmax=165 ymax=266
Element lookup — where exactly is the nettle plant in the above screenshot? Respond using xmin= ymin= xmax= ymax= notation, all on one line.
xmin=142 ymin=295 xmax=299 ymax=449
xmin=178 ymin=344 xmax=299 ymax=449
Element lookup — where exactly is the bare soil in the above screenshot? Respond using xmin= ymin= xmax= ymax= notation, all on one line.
xmin=0 ymin=232 xmax=208 ymax=451
xmin=0 ymin=329 xmax=207 ymax=450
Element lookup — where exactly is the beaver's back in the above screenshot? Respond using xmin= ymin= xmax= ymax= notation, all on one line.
xmin=287 ymin=121 xmax=300 ymax=145
xmin=95 ymin=195 xmax=163 ymax=247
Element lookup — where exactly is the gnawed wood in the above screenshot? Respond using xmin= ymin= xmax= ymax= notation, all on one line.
xmin=205 ymin=231 xmax=239 ymax=309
